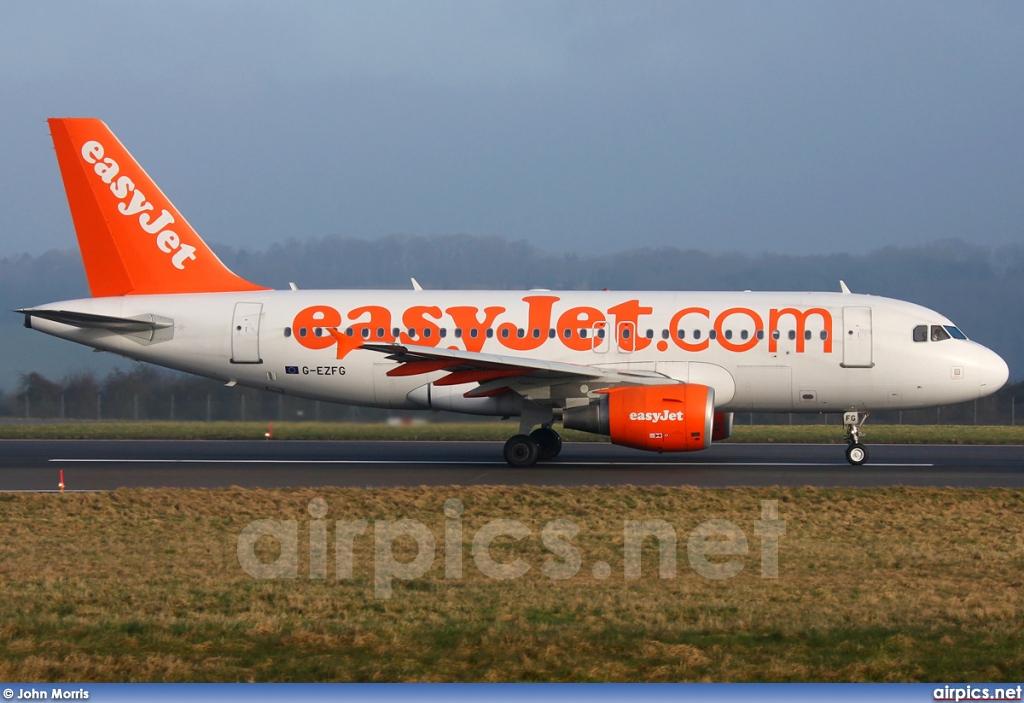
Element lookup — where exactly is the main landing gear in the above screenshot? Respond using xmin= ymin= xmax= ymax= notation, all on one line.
xmin=843 ymin=411 xmax=869 ymax=466
xmin=503 ymin=426 xmax=562 ymax=468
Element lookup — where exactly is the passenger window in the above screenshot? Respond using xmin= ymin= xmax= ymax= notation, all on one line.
xmin=486 ymin=329 xmax=494 ymax=338
xmin=393 ymin=327 xmax=401 ymax=338
xmin=298 ymin=328 xmax=307 ymax=337
xmin=455 ymin=328 xmax=463 ymax=338
xmin=500 ymin=328 xmax=509 ymax=339
xmin=361 ymin=328 xmax=370 ymax=339
xmin=661 ymin=329 xmax=670 ymax=340
xmin=645 ymin=329 xmax=654 ymax=339
xmin=820 ymin=330 xmax=828 ymax=340
xmin=676 ymin=329 xmax=685 ymax=340
xmin=694 ymin=330 xmax=702 ymax=340
xmin=771 ymin=330 xmax=780 ymax=340
xmin=913 ymin=325 xmax=928 ymax=342
xmin=788 ymin=330 xmax=796 ymax=340
xmin=709 ymin=330 xmax=717 ymax=340
xmin=548 ymin=328 xmax=556 ymax=338
xmin=756 ymin=330 xmax=764 ymax=340
xmin=724 ymin=330 xmax=733 ymax=340
xmin=804 ymin=330 xmax=812 ymax=340
xmin=423 ymin=328 xmax=431 ymax=338
xmin=740 ymin=330 xmax=748 ymax=340
xmin=931 ymin=325 xmax=951 ymax=342
xmin=439 ymin=329 xmax=447 ymax=338
xmin=470 ymin=329 xmax=478 ymax=339
xmin=517 ymin=328 xmax=525 ymax=339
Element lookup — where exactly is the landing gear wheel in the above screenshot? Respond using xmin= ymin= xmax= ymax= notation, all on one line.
xmin=530 ymin=427 xmax=562 ymax=461
xmin=846 ymin=443 xmax=868 ymax=466
xmin=842 ymin=411 xmax=869 ymax=466
xmin=504 ymin=434 xmax=540 ymax=468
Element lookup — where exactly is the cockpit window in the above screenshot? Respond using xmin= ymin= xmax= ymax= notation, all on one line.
xmin=915 ymin=324 xmax=967 ymax=342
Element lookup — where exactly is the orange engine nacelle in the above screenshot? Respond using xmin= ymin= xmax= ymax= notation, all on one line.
xmin=712 ymin=412 xmax=733 ymax=442
xmin=562 ymin=384 xmax=715 ymax=452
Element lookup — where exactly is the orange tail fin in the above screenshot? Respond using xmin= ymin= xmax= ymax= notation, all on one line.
xmin=48 ymin=118 xmax=269 ymax=297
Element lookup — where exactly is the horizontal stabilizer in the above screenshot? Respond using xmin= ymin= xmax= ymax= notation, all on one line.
xmin=18 ymin=309 xmax=174 ymax=342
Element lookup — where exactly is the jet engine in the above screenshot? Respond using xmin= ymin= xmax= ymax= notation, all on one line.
xmin=712 ymin=412 xmax=733 ymax=441
xmin=562 ymin=384 xmax=714 ymax=452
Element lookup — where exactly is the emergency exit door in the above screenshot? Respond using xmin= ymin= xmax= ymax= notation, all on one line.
xmin=841 ymin=306 xmax=873 ymax=368
xmin=231 ymin=302 xmax=263 ymax=364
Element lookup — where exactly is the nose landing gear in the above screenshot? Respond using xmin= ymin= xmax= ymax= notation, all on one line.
xmin=843 ymin=411 xmax=869 ymax=466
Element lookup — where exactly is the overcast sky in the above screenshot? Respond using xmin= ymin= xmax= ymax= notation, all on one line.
xmin=3 ymin=1 xmax=1022 ymax=257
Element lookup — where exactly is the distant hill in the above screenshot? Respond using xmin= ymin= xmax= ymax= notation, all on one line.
xmin=2 ymin=235 xmax=1021 ymax=389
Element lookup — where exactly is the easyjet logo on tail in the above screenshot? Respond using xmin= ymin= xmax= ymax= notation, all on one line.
xmin=80 ymin=141 xmax=197 ymax=270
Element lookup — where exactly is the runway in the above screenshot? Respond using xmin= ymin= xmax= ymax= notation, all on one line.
xmin=0 ymin=439 xmax=1022 ymax=490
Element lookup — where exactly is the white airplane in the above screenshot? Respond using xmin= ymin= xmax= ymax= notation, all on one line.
xmin=20 ymin=118 xmax=1010 ymax=467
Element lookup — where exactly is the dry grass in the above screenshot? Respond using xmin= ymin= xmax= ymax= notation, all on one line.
xmin=1 ymin=486 xmax=1023 ymax=681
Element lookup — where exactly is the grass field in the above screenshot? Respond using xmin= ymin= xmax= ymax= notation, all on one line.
xmin=2 ymin=486 xmax=1023 ymax=681
xmin=0 ymin=420 xmax=1021 ymax=444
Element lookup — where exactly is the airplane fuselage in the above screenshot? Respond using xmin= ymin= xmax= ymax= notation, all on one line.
xmin=26 ymin=289 xmax=1008 ymax=415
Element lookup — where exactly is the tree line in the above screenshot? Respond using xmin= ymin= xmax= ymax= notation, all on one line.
xmin=2 ymin=366 xmax=1020 ymax=426
xmin=2 ymin=367 xmax=388 ymax=423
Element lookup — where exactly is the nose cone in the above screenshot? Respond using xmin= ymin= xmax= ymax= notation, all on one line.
xmin=976 ymin=346 xmax=1010 ymax=398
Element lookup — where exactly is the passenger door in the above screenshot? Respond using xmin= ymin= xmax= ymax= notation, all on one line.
xmin=841 ymin=306 xmax=873 ymax=368
xmin=231 ymin=302 xmax=263 ymax=364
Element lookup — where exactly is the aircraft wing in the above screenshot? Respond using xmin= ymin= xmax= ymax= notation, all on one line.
xmin=360 ymin=342 xmax=675 ymax=401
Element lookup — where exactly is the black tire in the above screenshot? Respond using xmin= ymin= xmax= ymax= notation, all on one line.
xmin=504 ymin=434 xmax=540 ymax=467
xmin=846 ymin=443 xmax=868 ymax=466
xmin=530 ymin=427 xmax=563 ymax=461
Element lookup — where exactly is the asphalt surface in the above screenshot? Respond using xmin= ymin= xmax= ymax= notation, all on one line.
xmin=0 ymin=439 xmax=1022 ymax=490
